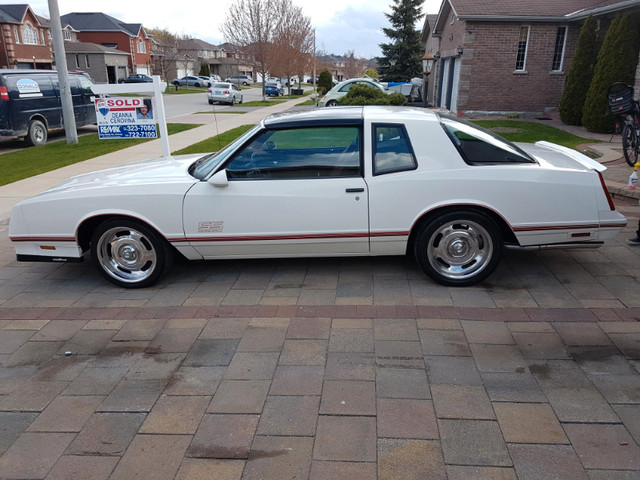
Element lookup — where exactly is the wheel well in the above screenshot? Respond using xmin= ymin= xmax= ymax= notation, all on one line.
xmin=406 ymin=205 xmax=518 ymax=256
xmin=28 ymin=115 xmax=47 ymax=128
xmin=77 ymin=214 xmax=179 ymax=256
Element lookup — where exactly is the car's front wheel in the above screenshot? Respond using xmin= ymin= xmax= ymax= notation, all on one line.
xmin=414 ymin=211 xmax=502 ymax=286
xmin=25 ymin=119 xmax=47 ymax=146
xmin=90 ymin=219 xmax=173 ymax=288
xmin=326 ymin=100 xmax=338 ymax=107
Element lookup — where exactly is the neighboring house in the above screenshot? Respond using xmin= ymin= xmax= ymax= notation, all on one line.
xmin=176 ymin=38 xmax=216 ymax=77
xmin=211 ymin=43 xmax=254 ymax=80
xmin=422 ymin=0 xmax=640 ymax=116
xmin=60 ymin=12 xmax=153 ymax=80
xmin=64 ymin=41 xmax=129 ymax=83
xmin=0 ymin=4 xmax=53 ymax=69
xmin=318 ymin=54 xmax=346 ymax=82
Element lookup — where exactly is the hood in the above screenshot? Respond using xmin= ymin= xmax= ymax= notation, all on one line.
xmin=37 ymin=154 xmax=204 ymax=197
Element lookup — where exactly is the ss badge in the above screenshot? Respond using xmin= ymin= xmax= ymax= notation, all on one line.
xmin=198 ymin=221 xmax=224 ymax=233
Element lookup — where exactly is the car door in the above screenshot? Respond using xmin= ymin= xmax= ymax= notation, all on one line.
xmin=182 ymin=124 xmax=370 ymax=258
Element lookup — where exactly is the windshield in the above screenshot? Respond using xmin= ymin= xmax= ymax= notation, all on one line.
xmin=190 ymin=124 xmax=262 ymax=179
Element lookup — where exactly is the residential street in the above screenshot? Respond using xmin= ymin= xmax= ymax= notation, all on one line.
xmin=0 ymin=97 xmax=639 ymax=479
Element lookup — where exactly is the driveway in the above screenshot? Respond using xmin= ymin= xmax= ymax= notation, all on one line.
xmin=0 ymin=100 xmax=639 ymax=479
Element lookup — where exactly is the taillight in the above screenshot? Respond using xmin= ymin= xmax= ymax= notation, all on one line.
xmin=207 ymin=89 xmax=212 ymax=93
xmin=223 ymin=90 xmax=230 ymax=94
xmin=0 ymin=87 xmax=8 ymax=100
xmin=597 ymin=171 xmax=616 ymax=211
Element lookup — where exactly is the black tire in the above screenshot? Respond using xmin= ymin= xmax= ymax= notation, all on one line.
xmin=414 ymin=211 xmax=502 ymax=286
xmin=195 ymin=82 xmax=201 ymax=88
xmin=239 ymin=96 xmax=243 ymax=104
xmin=90 ymin=218 xmax=174 ymax=288
xmin=242 ymin=81 xmax=248 ymax=86
xmin=326 ymin=100 xmax=338 ymax=107
xmin=208 ymin=99 xmax=214 ymax=105
xmin=622 ymin=123 xmax=639 ymax=167
xmin=230 ymin=97 xmax=235 ymax=106
xmin=173 ymin=81 xmax=180 ymax=86
xmin=24 ymin=119 xmax=47 ymax=146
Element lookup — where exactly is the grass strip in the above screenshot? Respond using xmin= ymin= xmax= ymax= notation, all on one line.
xmin=0 ymin=123 xmax=198 ymax=186
xmin=472 ymin=120 xmax=598 ymax=149
xmin=172 ymin=124 xmax=255 ymax=155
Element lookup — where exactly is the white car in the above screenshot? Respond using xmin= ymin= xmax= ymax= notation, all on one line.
xmin=319 ymin=78 xmax=388 ymax=107
xmin=9 ymin=107 xmax=627 ymax=288
xmin=207 ymin=82 xmax=243 ymax=105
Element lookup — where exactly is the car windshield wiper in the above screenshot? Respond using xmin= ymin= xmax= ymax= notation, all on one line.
xmin=188 ymin=153 xmax=217 ymax=177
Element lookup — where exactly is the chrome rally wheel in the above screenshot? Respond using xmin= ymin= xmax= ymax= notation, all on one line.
xmin=415 ymin=211 xmax=502 ymax=286
xmin=90 ymin=219 xmax=172 ymax=288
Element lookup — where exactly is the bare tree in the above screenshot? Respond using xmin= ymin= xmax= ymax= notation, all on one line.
xmin=221 ymin=0 xmax=277 ymax=100
xmin=343 ymin=50 xmax=360 ymax=79
xmin=148 ymin=28 xmax=180 ymax=81
xmin=271 ymin=0 xmax=314 ymax=93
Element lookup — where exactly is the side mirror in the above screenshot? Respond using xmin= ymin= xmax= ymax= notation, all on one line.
xmin=208 ymin=169 xmax=229 ymax=188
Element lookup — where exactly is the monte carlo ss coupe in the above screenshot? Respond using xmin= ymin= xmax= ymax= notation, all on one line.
xmin=9 ymin=107 xmax=627 ymax=288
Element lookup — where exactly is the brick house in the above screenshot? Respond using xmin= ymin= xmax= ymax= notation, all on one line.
xmin=422 ymin=0 xmax=640 ymax=116
xmin=60 ymin=12 xmax=153 ymax=79
xmin=0 ymin=4 xmax=53 ymax=69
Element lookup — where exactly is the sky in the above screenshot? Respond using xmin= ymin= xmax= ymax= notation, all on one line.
xmin=17 ymin=0 xmax=443 ymax=59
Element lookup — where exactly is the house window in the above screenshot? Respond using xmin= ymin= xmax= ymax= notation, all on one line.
xmin=63 ymin=29 xmax=73 ymax=41
xmin=85 ymin=54 xmax=90 ymax=67
xmin=551 ymin=26 xmax=567 ymax=71
xmin=137 ymin=39 xmax=146 ymax=54
xmin=40 ymin=29 xmax=45 ymax=45
xmin=75 ymin=55 xmax=80 ymax=68
xmin=21 ymin=24 xmax=38 ymax=45
xmin=14 ymin=27 xmax=20 ymax=44
xmin=515 ymin=25 xmax=530 ymax=71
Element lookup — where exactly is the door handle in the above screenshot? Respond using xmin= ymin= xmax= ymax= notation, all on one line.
xmin=346 ymin=188 xmax=365 ymax=193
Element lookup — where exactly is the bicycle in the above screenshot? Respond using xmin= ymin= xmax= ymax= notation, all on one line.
xmin=608 ymin=82 xmax=640 ymax=167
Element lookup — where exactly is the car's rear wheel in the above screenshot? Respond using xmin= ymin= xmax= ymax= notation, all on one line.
xmin=326 ymin=100 xmax=338 ymax=107
xmin=414 ymin=211 xmax=502 ymax=286
xmin=25 ymin=119 xmax=47 ymax=146
xmin=230 ymin=97 xmax=235 ymax=106
xmin=90 ymin=219 xmax=173 ymax=288
xmin=208 ymin=99 xmax=214 ymax=105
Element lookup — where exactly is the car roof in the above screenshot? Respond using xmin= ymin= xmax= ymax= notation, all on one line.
xmin=263 ymin=106 xmax=439 ymax=128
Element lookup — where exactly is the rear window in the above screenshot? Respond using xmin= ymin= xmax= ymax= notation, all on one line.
xmin=212 ymin=83 xmax=229 ymax=89
xmin=439 ymin=115 xmax=536 ymax=165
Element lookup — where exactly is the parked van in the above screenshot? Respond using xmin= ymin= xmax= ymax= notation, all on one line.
xmin=0 ymin=69 xmax=96 ymax=146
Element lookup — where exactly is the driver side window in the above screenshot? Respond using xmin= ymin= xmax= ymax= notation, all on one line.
xmin=226 ymin=126 xmax=362 ymax=180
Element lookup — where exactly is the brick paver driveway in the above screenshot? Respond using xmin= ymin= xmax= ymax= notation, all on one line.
xmin=0 ymin=198 xmax=638 ymax=479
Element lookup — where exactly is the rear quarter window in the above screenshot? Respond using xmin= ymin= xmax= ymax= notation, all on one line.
xmin=372 ymin=124 xmax=417 ymax=175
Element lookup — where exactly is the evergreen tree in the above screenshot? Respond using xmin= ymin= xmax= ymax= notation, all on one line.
xmin=376 ymin=0 xmax=424 ymax=82
xmin=317 ymin=69 xmax=333 ymax=95
xmin=199 ymin=63 xmax=210 ymax=76
xmin=582 ymin=15 xmax=640 ymax=132
xmin=559 ymin=16 xmax=598 ymax=125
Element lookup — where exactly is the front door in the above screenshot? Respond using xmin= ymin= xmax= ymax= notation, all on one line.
xmin=182 ymin=125 xmax=370 ymax=258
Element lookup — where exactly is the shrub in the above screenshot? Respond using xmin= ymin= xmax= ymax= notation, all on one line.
xmin=198 ymin=63 xmax=210 ymax=76
xmin=559 ymin=15 xmax=598 ymax=126
xmin=317 ymin=70 xmax=333 ymax=96
xmin=338 ymin=84 xmax=406 ymax=106
xmin=582 ymin=15 xmax=640 ymax=132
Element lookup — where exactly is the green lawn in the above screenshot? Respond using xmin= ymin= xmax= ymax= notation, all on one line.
xmin=164 ymin=86 xmax=208 ymax=95
xmin=472 ymin=120 xmax=597 ymax=149
xmin=0 ymin=123 xmax=199 ymax=186
xmin=236 ymin=100 xmax=286 ymax=107
xmin=172 ymin=125 xmax=255 ymax=155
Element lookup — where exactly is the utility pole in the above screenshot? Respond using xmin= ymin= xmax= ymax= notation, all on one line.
xmin=48 ymin=0 xmax=77 ymax=144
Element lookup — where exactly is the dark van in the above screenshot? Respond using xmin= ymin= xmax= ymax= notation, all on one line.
xmin=0 ymin=69 xmax=96 ymax=146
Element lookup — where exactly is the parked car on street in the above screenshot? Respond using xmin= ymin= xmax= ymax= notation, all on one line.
xmin=210 ymin=74 xmax=222 ymax=82
xmin=319 ymin=77 xmax=388 ymax=107
xmin=207 ymin=82 xmax=243 ymax=105
xmin=0 ymin=69 xmax=96 ymax=146
xmin=198 ymin=76 xmax=213 ymax=87
xmin=265 ymin=81 xmax=284 ymax=96
xmin=9 ymin=106 xmax=626 ymax=288
xmin=225 ymin=75 xmax=253 ymax=86
xmin=172 ymin=76 xmax=207 ymax=87
xmin=118 ymin=74 xmax=152 ymax=84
